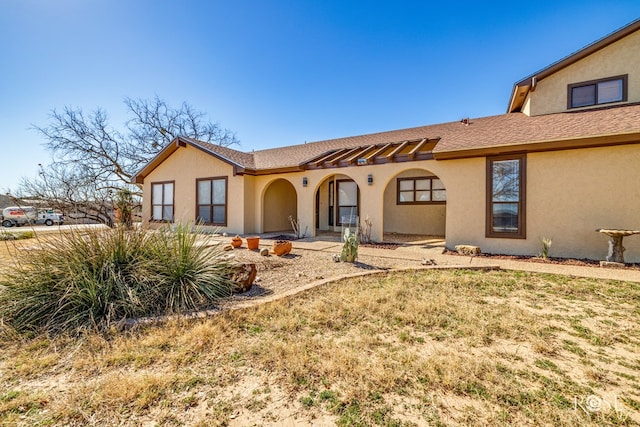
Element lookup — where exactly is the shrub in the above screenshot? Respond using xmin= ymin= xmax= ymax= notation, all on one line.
xmin=0 ymin=230 xmax=34 ymax=241
xmin=539 ymin=237 xmax=553 ymax=259
xmin=0 ymin=224 xmax=234 ymax=335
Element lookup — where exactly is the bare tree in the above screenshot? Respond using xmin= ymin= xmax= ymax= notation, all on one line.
xmin=17 ymin=97 xmax=238 ymax=226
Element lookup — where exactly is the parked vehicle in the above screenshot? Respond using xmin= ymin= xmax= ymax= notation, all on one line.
xmin=37 ymin=209 xmax=65 ymax=226
xmin=1 ymin=207 xmax=65 ymax=227
xmin=1 ymin=206 xmax=37 ymax=227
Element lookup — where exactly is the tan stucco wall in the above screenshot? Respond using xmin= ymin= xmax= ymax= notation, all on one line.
xmin=142 ymin=141 xmax=640 ymax=262
xmin=383 ymin=169 xmax=446 ymax=235
xmin=263 ymin=178 xmax=297 ymax=232
xmin=243 ymin=175 xmax=256 ymax=234
xmin=141 ymin=145 xmax=246 ymax=234
xmin=250 ymin=164 xmax=452 ymax=241
xmin=444 ymin=144 xmax=640 ymax=262
xmin=528 ymin=30 xmax=640 ymax=116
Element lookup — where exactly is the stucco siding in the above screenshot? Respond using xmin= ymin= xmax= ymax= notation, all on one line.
xmin=444 ymin=145 xmax=640 ymax=262
xmin=263 ymin=178 xmax=297 ymax=232
xmin=383 ymin=169 xmax=445 ymax=235
xmin=142 ymin=145 xmax=246 ymax=234
xmin=529 ymin=30 xmax=640 ymax=116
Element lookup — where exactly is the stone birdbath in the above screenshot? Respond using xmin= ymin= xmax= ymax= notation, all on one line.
xmin=596 ymin=229 xmax=640 ymax=264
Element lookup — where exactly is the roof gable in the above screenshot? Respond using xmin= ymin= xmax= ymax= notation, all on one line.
xmin=508 ymin=17 xmax=640 ymax=113
xmin=132 ymin=136 xmax=255 ymax=184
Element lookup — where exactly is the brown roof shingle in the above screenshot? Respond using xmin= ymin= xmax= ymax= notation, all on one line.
xmin=188 ymin=103 xmax=640 ymax=170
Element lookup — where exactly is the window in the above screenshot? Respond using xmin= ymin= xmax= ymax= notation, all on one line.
xmin=568 ymin=75 xmax=627 ymax=109
xmin=151 ymin=181 xmax=174 ymax=222
xmin=196 ymin=177 xmax=227 ymax=226
xmin=486 ymin=154 xmax=526 ymax=238
xmin=328 ymin=181 xmax=334 ymax=226
xmin=397 ymin=177 xmax=446 ymax=204
xmin=337 ymin=180 xmax=358 ymax=226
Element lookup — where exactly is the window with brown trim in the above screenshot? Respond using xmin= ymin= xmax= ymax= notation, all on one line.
xmin=568 ymin=75 xmax=627 ymax=109
xmin=196 ymin=177 xmax=227 ymax=226
xmin=151 ymin=181 xmax=174 ymax=222
xmin=397 ymin=177 xmax=446 ymax=205
xmin=486 ymin=154 xmax=526 ymax=239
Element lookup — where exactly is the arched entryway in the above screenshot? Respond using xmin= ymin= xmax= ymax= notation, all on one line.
xmin=263 ymin=178 xmax=297 ymax=233
xmin=383 ymin=168 xmax=446 ymax=237
xmin=314 ymin=174 xmax=360 ymax=232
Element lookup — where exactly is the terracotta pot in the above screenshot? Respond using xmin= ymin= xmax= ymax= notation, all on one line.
xmin=246 ymin=236 xmax=260 ymax=250
xmin=230 ymin=236 xmax=242 ymax=248
xmin=273 ymin=240 xmax=292 ymax=256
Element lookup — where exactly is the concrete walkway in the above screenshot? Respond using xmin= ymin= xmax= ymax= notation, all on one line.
xmin=249 ymin=234 xmax=640 ymax=283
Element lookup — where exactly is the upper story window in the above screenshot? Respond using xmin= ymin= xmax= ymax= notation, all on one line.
xmin=151 ymin=181 xmax=174 ymax=222
xmin=397 ymin=177 xmax=446 ymax=205
xmin=568 ymin=75 xmax=627 ymax=109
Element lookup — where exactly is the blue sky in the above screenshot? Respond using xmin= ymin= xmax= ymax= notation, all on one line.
xmin=1 ymin=0 xmax=640 ymax=192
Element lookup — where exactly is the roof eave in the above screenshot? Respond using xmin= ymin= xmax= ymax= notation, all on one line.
xmin=132 ymin=136 xmax=249 ymax=184
xmin=507 ymin=17 xmax=640 ymax=113
xmin=433 ymin=131 xmax=640 ymax=160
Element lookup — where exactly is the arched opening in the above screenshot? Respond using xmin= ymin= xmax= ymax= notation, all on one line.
xmin=262 ymin=179 xmax=297 ymax=233
xmin=383 ymin=168 xmax=446 ymax=238
xmin=314 ymin=173 xmax=360 ymax=233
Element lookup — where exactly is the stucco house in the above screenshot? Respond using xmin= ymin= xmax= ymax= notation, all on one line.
xmin=133 ymin=18 xmax=640 ymax=262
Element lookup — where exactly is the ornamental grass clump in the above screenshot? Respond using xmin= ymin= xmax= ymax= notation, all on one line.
xmin=0 ymin=224 xmax=234 ymax=335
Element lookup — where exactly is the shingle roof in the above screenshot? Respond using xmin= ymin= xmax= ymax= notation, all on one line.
xmin=189 ymin=103 xmax=640 ymax=169
xmin=180 ymin=137 xmax=256 ymax=169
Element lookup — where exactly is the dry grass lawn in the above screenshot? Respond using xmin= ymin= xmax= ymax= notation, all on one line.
xmin=1 ymin=265 xmax=640 ymax=426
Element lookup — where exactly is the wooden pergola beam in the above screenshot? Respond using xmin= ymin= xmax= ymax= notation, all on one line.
xmin=365 ymin=143 xmax=391 ymax=161
xmin=307 ymin=148 xmax=348 ymax=167
xmin=408 ymin=138 xmax=427 ymax=159
xmin=346 ymin=144 xmax=377 ymax=164
xmin=329 ymin=146 xmax=363 ymax=165
xmin=385 ymin=140 xmax=409 ymax=161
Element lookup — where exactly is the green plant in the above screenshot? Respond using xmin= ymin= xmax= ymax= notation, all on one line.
xmin=0 ymin=230 xmax=34 ymax=241
xmin=340 ymin=228 xmax=358 ymax=262
xmin=539 ymin=237 xmax=553 ymax=259
xmin=114 ymin=188 xmax=135 ymax=229
xmin=0 ymin=223 xmax=234 ymax=335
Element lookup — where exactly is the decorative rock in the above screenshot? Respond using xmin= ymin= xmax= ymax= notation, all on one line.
xmin=600 ymin=261 xmax=626 ymax=269
xmin=455 ymin=245 xmax=481 ymax=256
xmin=222 ymin=232 xmax=228 ymax=237
xmin=230 ymin=263 xmax=257 ymax=293
xmin=223 ymin=244 xmax=233 ymax=251
xmin=332 ymin=254 xmax=340 ymax=262
xmin=260 ymin=248 xmax=269 ymax=256
xmin=421 ymin=258 xmax=436 ymax=265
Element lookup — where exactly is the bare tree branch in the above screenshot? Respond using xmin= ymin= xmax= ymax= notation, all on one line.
xmin=21 ymin=97 xmax=238 ymax=227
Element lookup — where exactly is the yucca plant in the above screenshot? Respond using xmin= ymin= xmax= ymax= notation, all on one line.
xmin=0 ymin=223 xmax=234 ymax=335
xmin=144 ymin=223 xmax=234 ymax=313
xmin=539 ymin=237 xmax=553 ymax=260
